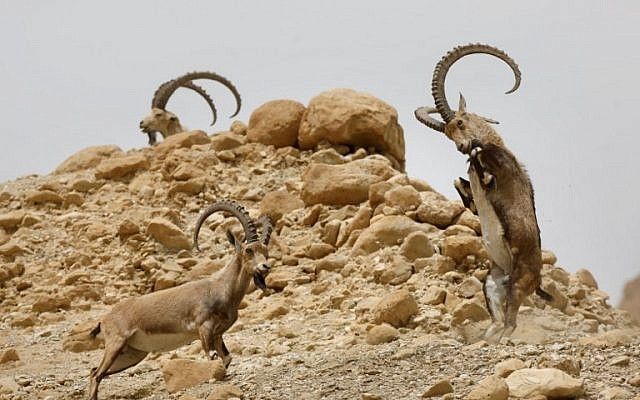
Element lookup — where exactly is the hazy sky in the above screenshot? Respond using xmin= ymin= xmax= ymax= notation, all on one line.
xmin=1 ymin=1 xmax=639 ymax=303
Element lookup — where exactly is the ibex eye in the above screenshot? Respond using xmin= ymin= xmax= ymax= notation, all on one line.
xmin=457 ymin=120 xmax=464 ymax=128
xmin=245 ymin=248 xmax=254 ymax=257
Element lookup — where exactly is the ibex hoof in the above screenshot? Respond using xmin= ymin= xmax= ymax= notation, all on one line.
xmin=482 ymin=172 xmax=495 ymax=186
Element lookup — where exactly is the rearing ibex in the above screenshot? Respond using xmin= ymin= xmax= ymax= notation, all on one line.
xmin=414 ymin=44 xmax=551 ymax=342
xmin=87 ymin=200 xmax=271 ymax=400
xmin=139 ymin=71 xmax=242 ymax=145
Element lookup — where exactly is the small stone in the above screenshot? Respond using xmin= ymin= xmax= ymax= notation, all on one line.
xmin=372 ymin=289 xmax=419 ymax=328
xmin=362 ymin=394 xmax=382 ymax=400
xmin=423 ymin=286 xmax=446 ymax=305
xmin=465 ymin=375 xmax=509 ymax=400
xmin=32 ymin=294 xmax=71 ymax=313
xmin=609 ymin=355 xmax=630 ymax=367
xmin=423 ymin=379 xmax=454 ymax=398
xmin=308 ymin=243 xmax=334 ymax=259
xmin=495 ymin=358 xmax=526 ymax=378
xmin=366 ymin=323 xmax=399 ymax=345
xmin=0 ymin=349 xmax=19 ymax=364
xmin=207 ymin=383 xmax=244 ymax=400
xmin=628 ymin=375 xmax=640 ymax=387
xmin=161 ymin=359 xmax=225 ymax=393
xmin=451 ymin=300 xmax=490 ymax=326
xmin=147 ymin=218 xmax=191 ymax=250
xmin=399 ymin=231 xmax=434 ymax=261
xmin=574 ymin=268 xmax=598 ymax=288
xmin=599 ymin=387 xmax=632 ymax=400
xmin=458 ymin=276 xmax=482 ymax=298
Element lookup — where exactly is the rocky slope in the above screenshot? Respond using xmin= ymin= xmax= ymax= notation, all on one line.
xmin=0 ymin=89 xmax=638 ymax=399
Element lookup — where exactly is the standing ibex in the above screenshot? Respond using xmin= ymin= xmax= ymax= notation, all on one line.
xmin=139 ymin=71 xmax=242 ymax=145
xmin=414 ymin=44 xmax=551 ymax=342
xmin=87 ymin=200 xmax=272 ymax=400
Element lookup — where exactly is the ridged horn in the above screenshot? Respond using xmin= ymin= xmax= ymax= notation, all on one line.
xmin=255 ymin=215 xmax=273 ymax=246
xmin=181 ymin=82 xmax=218 ymax=126
xmin=151 ymin=71 xmax=242 ymax=123
xmin=193 ymin=200 xmax=258 ymax=251
xmin=414 ymin=106 xmax=445 ymax=132
xmin=432 ymin=43 xmax=521 ymax=123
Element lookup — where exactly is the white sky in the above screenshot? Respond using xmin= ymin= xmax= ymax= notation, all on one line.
xmin=1 ymin=1 xmax=639 ymax=303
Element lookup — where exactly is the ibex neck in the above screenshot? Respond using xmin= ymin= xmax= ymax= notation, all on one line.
xmin=218 ymin=255 xmax=252 ymax=307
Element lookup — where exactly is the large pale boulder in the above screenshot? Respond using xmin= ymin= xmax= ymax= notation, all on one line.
xmin=95 ymin=154 xmax=149 ymax=180
xmin=161 ymin=359 xmax=225 ymax=393
xmin=505 ymin=368 xmax=583 ymax=398
xmin=299 ymin=88 xmax=405 ymax=163
xmin=352 ymin=215 xmax=436 ymax=255
xmin=465 ymin=375 xmax=509 ymax=400
xmin=260 ymin=190 xmax=305 ymax=221
xmin=302 ymin=158 xmax=397 ymax=206
xmin=417 ymin=192 xmax=465 ymax=228
xmin=54 ymin=145 xmax=123 ymax=174
xmin=371 ymin=289 xmax=418 ymax=327
xmin=147 ymin=218 xmax=191 ymax=250
xmin=248 ymin=99 xmax=305 ymax=148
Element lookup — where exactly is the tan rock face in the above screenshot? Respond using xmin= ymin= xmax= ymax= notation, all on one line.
xmin=465 ymin=375 xmax=509 ymax=400
xmin=417 ymin=192 xmax=465 ymax=229
xmin=161 ymin=359 xmax=226 ymax=393
xmin=301 ymin=158 xmax=397 ymax=206
xmin=260 ymin=190 xmax=305 ymax=221
xmin=54 ymin=145 xmax=123 ymax=174
xmin=400 ymin=231 xmax=434 ymax=261
xmin=147 ymin=218 xmax=191 ymax=250
xmin=619 ymin=274 xmax=640 ymax=321
xmin=299 ymin=88 xmax=405 ymax=164
xmin=505 ymin=368 xmax=584 ymax=399
xmin=248 ymin=99 xmax=305 ymax=148
xmin=372 ymin=289 xmax=418 ymax=327
xmin=95 ymin=154 xmax=149 ymax=180
xmin=352 ymin=215 xmax=436 ymax=255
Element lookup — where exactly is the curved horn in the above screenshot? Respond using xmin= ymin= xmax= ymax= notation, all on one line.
xmin=181 ymin=82 xmax=218 ymax=126
xmin=431 ymin=43 xmax=521 ymax=123
xmin=255 ymin=215 xmax=273 ymax=246
xmin=193 ymin=200 xmax=258 ymax=251
xmin=153 ymin=71 xmax=241 ymax=120
xmin=414 ymin=106 xmax=445 ymax=132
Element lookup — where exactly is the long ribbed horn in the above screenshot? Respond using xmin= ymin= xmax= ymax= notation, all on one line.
xmin=432 ymin=43 xmax=521 ymax=123
xmin=151 ymin=80 xmax=218 ymax=125
xmin=414 ymin=106 xmax=445 ymax=132
xmin=193 ymin=200 xmax=258 ymax=251
xmin=254 ymin=215 xmax=273 ymax=246
xmin=153 ymin=71 xmax=241 ymax=120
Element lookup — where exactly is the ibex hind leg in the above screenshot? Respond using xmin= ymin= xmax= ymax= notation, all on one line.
xmin=88 ymin=335 xmax=127 ymax=400
xmin=483 ymin=266 xmax=509 ymax=343
xmin=503 ymin=286 xmax=526 ymax=339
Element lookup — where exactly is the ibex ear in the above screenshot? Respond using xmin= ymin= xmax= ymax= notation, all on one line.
xmin=226 ymin=229 xmax=242 ymax=252
xmin=458 ymin=93 xmax=467 ymax=113
xmin=480 ymin=115 xmax=500 ymax=124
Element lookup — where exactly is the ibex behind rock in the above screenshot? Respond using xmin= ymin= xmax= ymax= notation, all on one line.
xmin=415 ymin=44 xmax=551 ymax=342
xmin=139 ymin=71 xmax=242 ymax=145
xmin=87 ymin=200 xmax=271 ymax=400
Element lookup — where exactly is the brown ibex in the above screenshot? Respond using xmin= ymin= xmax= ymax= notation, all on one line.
xmin=87 ymin=200 xmax=271 ymax=400
xmin=414 ymin=44 xmax=551 ymax=342
xmin=139 ymin=71 xmax=242 ymax=145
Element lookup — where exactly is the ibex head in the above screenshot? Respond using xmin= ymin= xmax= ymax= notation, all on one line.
xmin=193 ymin=200 xmax=272 ymax=290
xmin=140 ymin=71 xmax=242 ymax=145
xmin=415 ymin=43 xmax=521 ymax=154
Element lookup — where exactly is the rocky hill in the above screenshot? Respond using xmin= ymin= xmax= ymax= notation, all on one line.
xmin=0 ymin=89 xmax=638 ymax=399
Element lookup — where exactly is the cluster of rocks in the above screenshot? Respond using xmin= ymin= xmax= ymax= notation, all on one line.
xmin=0 ymin=89 xmax=637 ymax=399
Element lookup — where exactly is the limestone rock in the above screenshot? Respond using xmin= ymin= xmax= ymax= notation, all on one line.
xmin=161 ymin=359 xmax=226 ymax=393
xmin=574 ymin=268 xmax=598 ymax=288
xmin=0 ymin=210 xmax=25 ymax=230
xmin=441 ymin=235 xmax=486 ymax=264
xmin=63 ymin=321 xmax=103 ymax=352
xmin=230 ymin=120 xmax=247 ymax=135
xmin=260 ymin=190 xmax=305 ymax=221
xmin=210 ymin=132 xmax=246 ymax=151
xmin=423 ymin=379 xmax=454 ymax=398
xmin=55 ymin=145 xmax=122 ymax=174
xmin=372 ymin=289 xmax=418 ymax=328
xmin=155 ymin=130 xmax=211 ymax=155
xmin=458 ymin=277 xmax=482 ymax=298
xmin=0 ymin=349 xmax=19 ymax=364
xmin=32 ymin=294 xmax=71 ymax=313
xmin=598 ymin=387 xmax=633 ymax=400
xmin=299 ymin=88 xmax=405 ymax=164
xmin=248 ymin=99 xmax=305 ymax=148
xmin=384 ymin=185 xmax=421 ymax=211
xmin=505 ymin=368 xmax=583 ymax=399
xmin=366 ymin=323 xmax=399 ymax=345
xmin=377 ymin=256 xmax=413 ymax=285
xmin=207 ymin=383 xmax=244 ymax=400
xmin=26 ymin=190 xmax=64 ymax=205
xmin=399 ymin=231 xmax=434 ymax=261
xmin=95 ymin=154 xmax=149 ymax=179
xmin=315 ymin=254 xmax=348 ymax=273
xmin=495 ymin=358 xmax=526 ymax=378
xmin=417 ymin=192 xmax=465 ymax=228
xmin=465 ymin=375 xmax=509 ymax=400
xmin=302 ymin=158 xmax=397 ymax=206
xmin=423 ymin=286 xmax=446 ymax=305
xmin=147 ymin=218 xmax=191 ymax=250
xmin=352 ymin=215 xmax=436 ymax=256
xmin=451 ymin=300 xmax=490 ymax=326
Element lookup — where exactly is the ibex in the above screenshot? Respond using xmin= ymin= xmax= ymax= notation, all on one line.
xmin=87 ymin=200 xmax=272 ymax=400
xmin=139 ymin=71 xmax=242 ymax=145
xmin=414 ymin=44 xmax=551 ymax=342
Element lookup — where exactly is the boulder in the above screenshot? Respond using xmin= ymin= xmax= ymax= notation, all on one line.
xmin=248 ymin=99 xmax=305 ymax=148
xmin=352 ymin=215 xmax=436 ymax=256
xmin=451 ymin=300 xmax=490 ymax=325
xmin=465 ymin=375 xmax=509 ymax=400
xmin=299 ymin=88 xmax=405 ymax=164
xmin=417 ymin=192 xmax=465 ymax=228
xmin=506 ymin=368 xmax=583 ymax=399
xmin=260 ymin=190 xmax=305 ymax=221
xmin=399 ymin=231 xmax=434 ymax=261
xmin=302 ymin=158 xmax=397 ymax=206
xmin=366 ymin=323 xmax=399 ymax=345
xmin=0 ymin=349 xmax=19 ymax=365
xmin=441 ymin=235 xmax=486 ymax=264
xmin=371 ymin=289 xmax=418 ymax=327
xmin=574 ymin=268 xmax=598 ymax=288
xmin=161 ymin=359 xmax=225 ymax=393
xmin=32 ymin=294 xmax=71 ymax=313
xmin=95 ymin=154 xmax=149 ymax=179
xmin=377 ymin=256 xmax=413 ymax=285
xmin=210 ymin=132 xmax=246 ymax=151
xmin=422 ymin=379 xmax=454 ymax=398
xmin=0 ymin=211 xmax=25 ymax=230
xmin=384 ymin=185 xmax=422 ymax=211
xmin=25 ymin=190 xmax=64 ymax=205
xmin=495 ymin=358 xmax=526 ymax=378
xmin=147 ymin=218 xmax=191 ymax=250
xmin=54 ymin=145 xmax=122 ymax=174
xmin=155 ymin=130 xmax=211 ymax=155
xmin=63 ymin=321 xmax=103 ymax=352
xmin=207 ymin=383 xmax=244 ymax=400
